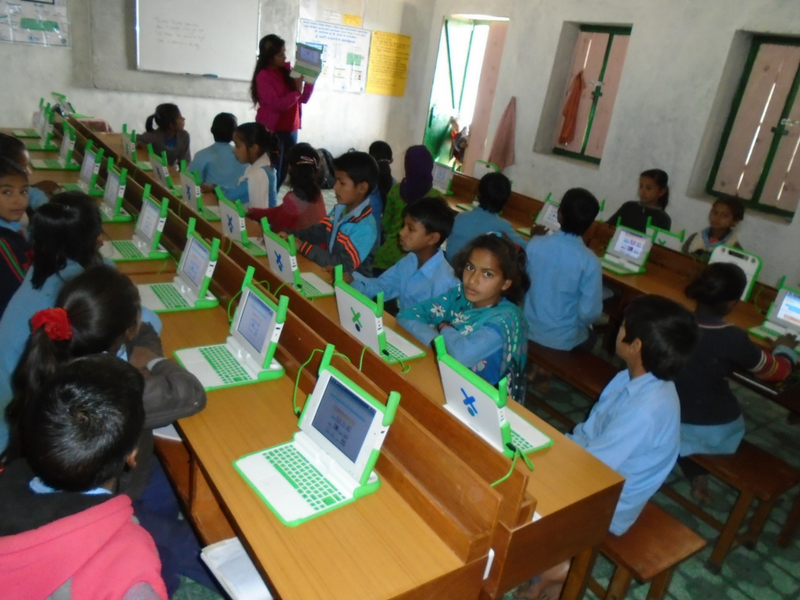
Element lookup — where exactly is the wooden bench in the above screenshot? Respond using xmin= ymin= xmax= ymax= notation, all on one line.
xmin=526 ymin=341 xmax=618 ymax=428
xmin=587 ymin=502 xmax=706 ymax=600
xmin=660 ymin=440 xmax=800 ymax=572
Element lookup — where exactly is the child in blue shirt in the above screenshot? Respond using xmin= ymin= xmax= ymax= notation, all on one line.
xmin=0 ymin=133 xmax=49 ymax=210
xmin=398 ymin=232 xmax=530 ymax=402
xmin=445 ymin=172 xmax=524 ymax=261
xmin=189 ymin=113 xmax=246 ymax=195
xmin=228 ymin=122 xmax=278 ymax=209
xmin=283 ymin=151 xmax=378 ymax=276
xmin=524 ymin=188 xmax=603 ymax=350
xmin=342 ymin=196 xmax=458 ymax=311
xmin=0 ymin=158 xmax=31 ymax=318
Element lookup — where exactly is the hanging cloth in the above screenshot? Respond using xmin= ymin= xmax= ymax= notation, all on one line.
xmin=558 ymin=70 xmax=586 ymax=145
xmin=487 ymin=97 xmax=517 ymax=170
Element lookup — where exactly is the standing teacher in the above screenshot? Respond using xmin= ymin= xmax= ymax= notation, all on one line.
xmin=250 ymin=34 xmax=315 ymax=188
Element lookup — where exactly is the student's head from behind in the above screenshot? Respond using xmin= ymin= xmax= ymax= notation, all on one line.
xmin=685 ymin=263 xmax=746 ymax=316
xmin=22 ymin=355 xmax=145 ymax=493
xmin=639 ymin=169 xmax=669 ymax=209
xmin=233 ymin=122 xmax=278 ymax=165
xmin=210 ymin=113 xmax=238 ymax=144
xmin=709 ymin=196 xmax=745 ymax=235
xmin=0 ymin=132 xmax=31 ymax=172
xmin=558 ymin=187 xmax=599 ymax=235
xmin=369 ymin=141 xmax=394 ymax=201
xmin=451 ymin=232 xmax=531 ymax=307
xmin=29 ymin=191 xmax=103 ymax=290
xmin=287 ymin=143 xmax=321 ymax=202
xmin=368 ymin=141 xmax=393 ymax=163
xmin=145 ymin=103 xmax=184 ymax=133
xmin=477 ymin=172 xmax=512 ymax=214
xmin=0 ymin=156 xmax=30 ymax=224
xmin=332 ymin=151 xmax=379 ymax=209
xmin=617 ymin=295 xmax=698 ymax=381
xmin=400 ymin=196 xmax=455 ymax=253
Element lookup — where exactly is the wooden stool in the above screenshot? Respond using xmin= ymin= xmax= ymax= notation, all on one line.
xmin=661 ymin=441 xmax=800 ymax=572
xmin=587 ymin=502 xmax=706 ymax=600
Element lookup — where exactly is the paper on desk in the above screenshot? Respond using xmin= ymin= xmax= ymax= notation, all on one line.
xmin=201 ymin=537 xmax=273 ymax=600
xmin=153 ymin=424 xmax=181 ymax=441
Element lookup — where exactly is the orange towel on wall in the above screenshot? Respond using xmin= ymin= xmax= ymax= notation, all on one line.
xmin=488 ymin=97 xmax=516 ymax=170
xmin=558 ymin=70 xmax=585 ymax=145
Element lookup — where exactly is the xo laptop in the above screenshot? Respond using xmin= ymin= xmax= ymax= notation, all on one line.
xmin=234 ymin=344 xmax=400 ymax=526
xmin=31 ymin=124 xmax=80 ymax=170
xmin=709 ymin=245 xmax=762 ymax=301
xmin=261 ymin=217 xmax=334 ymax=299
xmin=148 ymin=146 xmax=182 ymax=197
xmin=216 ymin=188 xmax=266 ymax=257
xmin=333 ymin=265 xmax=425 ymax=364
xmin=99 ymin=194 xmax=170 ymax=261
xmin=174 ymin=266 xmax=286 ymax=390
xmin=137 ymin=218 xmax=221 ymax=313
xmin=25 ymin=108 xmax=58 ymax=151
xmin=516 ymin=193 xmax=555 ymax=237
xmin=60 ymin=140 xmax=104 ymax=195
xmin=13 ymin=99 xmax=46 ymax=138
xmin=749 ymin=286 xmax=800 ymax=342
xmin=99 ymin=157 xmax=133 ymax=223
xmin=121 ymin=125 xmax=154 ymax=172
xmin=435 ymin=336 xmax=551 ymax=458
xmin=290 ymin=43 xmax=323 ymax=83
xmin=600 ymin=225 xmax=652 ymax=275
xmin=432 ymin=162 xmax=455 ymax=195
xmin=180 ymin=161 xmax=220 ymax=221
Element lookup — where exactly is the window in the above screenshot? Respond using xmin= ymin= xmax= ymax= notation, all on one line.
xmin=708 ymin=36 xmax=800 ymax=217
xmin=551 ymin=25 xmax=632 ymax=164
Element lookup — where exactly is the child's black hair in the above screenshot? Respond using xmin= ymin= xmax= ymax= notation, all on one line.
xmin=0 ymin=155 xmax=27 ymax=179
xmin=713 ymin=195 xmax=746 ymax=223
xmin=621 ymin=295 xmax=698 ymax=381
xmin=368 ymin=141 xmax=393 ymax=206
xmin=250 ymin=34 xmax=294 ymax=106
xmin=286 ymin=143 xmax=322 ymax=203
xmin=210 ymin=113 xmax=238 ymax=143
xmin=640 ymin=168 xmax=670 ymax=209
xmin=402 ymin=196 xmax=455 ymax=248
xmin=685 ymin=263 xmax=746 ymax=316
xmin=333 ymin=151 xmax=379 ymax=196
xmin=29 ymin=191 xmax=103 ymax=290
xmin=22 ymin=355 xmax=145 ymax=492
xmin=145 ymin=103 xmax=182 ymax=133
xmin=477 ymin=172 xmax=511 ymax=214
xmin=0 ymin=132 xmax=28 ymax=165
xmin=451 ymin=232 xmax=531 ymax=305
xmin=559 ymin=187 xmax=599 ymax=235
xmin=235 ymin=122 xmax=280 ymax=165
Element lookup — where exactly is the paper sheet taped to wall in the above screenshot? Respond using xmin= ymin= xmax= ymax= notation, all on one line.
xmin=297 ymin=19 xmax=371 ymax=93
xmin=0 ymin=0 xmax=70 ymax=46
xmin=366 ymin=31 xmax=412 ymax=97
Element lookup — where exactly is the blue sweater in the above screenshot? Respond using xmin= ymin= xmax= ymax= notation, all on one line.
xmin=446 ymin=207 xmax=525 ymax=261
xmin=189 ymin=142 xmax=246 ymax=193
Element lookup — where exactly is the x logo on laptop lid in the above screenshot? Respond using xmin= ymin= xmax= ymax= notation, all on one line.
xmin=274 ymin=251 xmax=284 ymax=271
xmin=461 ymin=388 xmax=478 ymax=416
xmin=350 ymin=307 xmax=362 ymax=332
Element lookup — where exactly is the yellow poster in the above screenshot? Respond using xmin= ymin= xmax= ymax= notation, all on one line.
xmin=366 ymin=31 xmax=412 ymax=97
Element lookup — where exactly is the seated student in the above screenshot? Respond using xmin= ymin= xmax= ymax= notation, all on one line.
xmin=682 ymin=196 xmax=745 ymax=261
xmin=339 ymin=197 xmax=458 ymax=311
xmin=524 ymin=188 xmax=602 ymax=351
xmin=188 ymin=112 xmax=247 ymax=194
xmin=228 ymin=122 xmax=278 ymax=209
xmin=246 ymin=143 xmax=326 ymax=232
xmin=675 ymin=263 xmax=797 ymax=504
xmin=281 ymin=151 xmax=378 ymax=276
xmin=136 ymin=103 xmax=191 ymax=167
xmin=0 ymin=356 xmax=167 ymax=600
xmin=0 ymin=158 xmax=31 ymax=317
xmin=367 ymin=141 xmax=395 ymax=236
xmin=516 ymin=295 xmax=698 ymax=600
xmin=445 ymin=172 xmax=524 ymax=261
xmin=398 ymin=233 xmax=530 ymax=402
xmin=0 ymin=133 xmax=50 ymax=210
xmin=606 ymin=168 xmax=671 ymax=232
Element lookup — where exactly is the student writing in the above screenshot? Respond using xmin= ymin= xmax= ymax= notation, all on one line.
xmin=682 ymin=196 xmax=745 ymax=261
xmin=606 ymin=168 xmax=671 ymax=232
xmin=136 ymin=103 xmax=191 ymax=167
xmin=189 ymin=112 xmax=246 ymax=195
xmin=228 ymin=122 xmax=278 ymax=210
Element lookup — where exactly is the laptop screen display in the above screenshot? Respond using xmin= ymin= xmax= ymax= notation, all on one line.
xmin=182 ymin=237 xmax=209 ymax=287
xmin=59 ymin=134 xmax=72 ymax=161
xmin=312 ymin=377 xmax=376 ymax=462
xmin=237 ymin=291 xmax=274 ymax=353
xmin=298 ymin=45 xmax=321 ymax=65
xmin=613 ymin=230 xmax=647 ymax=261
xmin=777 ymin=291 xmax=800 ymax=328
xmin=138 ymin=200 xmax=160 ymax=241
xmin=122 ymin=133 xmax=134 ymax=159
xmin=80 ymin=151 xmax=96 ymax=183
xmin=104 ymin=171 xmax=121 ymax=207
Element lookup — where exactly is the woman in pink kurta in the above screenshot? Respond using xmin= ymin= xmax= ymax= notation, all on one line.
xmin=249 ymin=34 xmax=315 ymax=188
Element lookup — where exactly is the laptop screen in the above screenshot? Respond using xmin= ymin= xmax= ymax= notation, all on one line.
xmin=80 ymin=151 xmax=96 ymax=184
xmin=236 ymin=291 xmax=275 ymax=354
xmin=776 ymin=291 xmax=800 ymax=329
xmin=613 ymin=229 xmax=648 ymax=262
xmin=122 ymin=132 xmax=134 ymax=159
xmin=432 ymin=163 xmax=453 ymax=192
xmin=104 ymin=170 xmax=122 ymax=208
xmin=181 ymin=237 xmax=210 ymax=288
xmin=298 ymin=45 xmax=321 ymax=65
xmin=311 ymin=376 xmax=376 ymax=462
xmin=59 ymin=133 xmax=72 ymax=161
xmin=137 ymin=200 xmax=161 ymax=242
xmin=536 ymin=203 xmax=561 ymax=231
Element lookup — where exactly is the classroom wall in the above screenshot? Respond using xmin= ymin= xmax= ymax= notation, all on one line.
xmin=426 ymin=0 xmax=800 ymax=285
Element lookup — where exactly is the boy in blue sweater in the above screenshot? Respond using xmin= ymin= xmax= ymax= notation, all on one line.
xmin=282 ymin=152 xmax=378 ymax=276
xmin=189 ymin=113 xmax=247 ymax=194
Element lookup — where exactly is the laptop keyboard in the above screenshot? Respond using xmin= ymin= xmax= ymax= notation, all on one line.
xmin=112 ymin=240 xmax=143 ymax=259
xmin=25 ymin=141 xmax=55 ymax=150
xmin=263 ymin=445 xmax=345 ymax=511
xmin=510 ymin=429 xmax=534 ymax=453
xmin=299 ymin=278 xmax=322 ymax=297
xmin=40 ymin=159 xmax=65 ymax=169
xmin=135 ymin=161 xmax=153 ymax=172
xmin=243 ymin=240 xmax=267 ymax=256
xmin=383 ymin=342 xmax=408 ymax=361
xmin=151 ymin=284 xmax=189 ymax=309
xmin=198 ymin=345 xmax=251 ymax=384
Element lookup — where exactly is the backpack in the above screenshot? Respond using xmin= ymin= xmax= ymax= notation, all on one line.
xmin=317 ymin=148 xmax=336 ymax=189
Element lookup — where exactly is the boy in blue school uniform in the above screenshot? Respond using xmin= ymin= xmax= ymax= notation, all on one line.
xmin=445 ymin=171 xmax=524 ymax=261
xmin=188 ymin=113 xmax=247 ymax=195
xmin=517 ymin=295 xmax=698 ymax=600
xmin=524 ymin=188 xmax=603 ymax=351
xmin=0 ymin=158 xmax=31 ymax=318
xmin=341 ymin=196 xmax=458 ymax=311
xmin=282 ymin=152 xmax=378 ymax=276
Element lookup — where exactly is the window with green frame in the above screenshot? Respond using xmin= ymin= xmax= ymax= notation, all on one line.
xmin=552 ymin=25 xmax=632 ymax=165
xmin=707 ymin=36 xmax=800 ymax=218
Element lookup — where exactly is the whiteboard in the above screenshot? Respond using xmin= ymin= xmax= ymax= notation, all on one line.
xmin=135 ymin=0 xmax=261 ymax=81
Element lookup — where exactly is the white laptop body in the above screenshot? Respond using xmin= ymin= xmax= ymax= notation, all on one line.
xmin=750 ymin=288 xmax=800 ymax=341
xmin=262 ymin=233 xmax=334 ymax=297
xmin=138 ymin=235 xmax=214 ymax=311
xmin=601 ymin=227 xmax=652 ymax=274
xmin=100 ymin=198 xmax=164 ymax=260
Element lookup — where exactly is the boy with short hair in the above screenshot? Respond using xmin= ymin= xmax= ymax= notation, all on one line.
xmin=0 ymin=157 xmax=32 ymax=317
xmin=0 ymin=355 xmax=167 ymax=600
xmin=188 ymin=112 xmax=246 ymax=194
xmin=445 ymin=171 xmax=524 ymax=261
xmin=524 ymin=188 xmax=602 ymax=351
xmin=341 ymin=196 xmax=458 ymax=310
xmin=283 ymin=151 xmax=378 ymax=276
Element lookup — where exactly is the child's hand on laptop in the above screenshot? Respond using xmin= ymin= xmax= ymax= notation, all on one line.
xmin=200 ymin=183 xmax=216 ymax=194
xmin=773 ymin=334 xmax=799 ymax=350
xmin=322 ymin=265 xmax=353 ymax=284
xmin=529 ymin=224 xmax=549 ymax=237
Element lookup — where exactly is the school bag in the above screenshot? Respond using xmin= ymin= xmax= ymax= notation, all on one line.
xmin=317 ymin=148 xmax=336 ymax=189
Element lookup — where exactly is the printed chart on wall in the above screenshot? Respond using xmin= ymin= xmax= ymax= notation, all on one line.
xmin=297 ymin=19 xmax=370 ymax=93
xmin=299 ymin=0 xmax=365 ymax=28
xmin=0 ymin=0 xmax=70 ymax=46
xmin=366 ymin=31 xmax=412 ymax=97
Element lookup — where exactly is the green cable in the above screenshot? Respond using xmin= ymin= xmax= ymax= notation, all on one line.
xmin=256 ymin=280 xmax=270 ymax=293
xmin=358 ymin=346 xmax=368 ymax=371
xmin=226 ymin=288 xmax=243 ymax=323
xmin=491 ymin=453 xmax=518 ymax=487
xmin=291 ymin=348 xmax=352 ymax=416
xmin=490 ymin=446 xmax=534 ymax=488
xmin=157 ymin=254 xmax=178 ymax=276
xmin=273 ymin=282 xmax=288 ymax=297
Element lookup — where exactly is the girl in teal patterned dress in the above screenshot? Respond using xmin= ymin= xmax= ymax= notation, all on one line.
xmin=397 ymin=232 xmax=530 ymax=402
